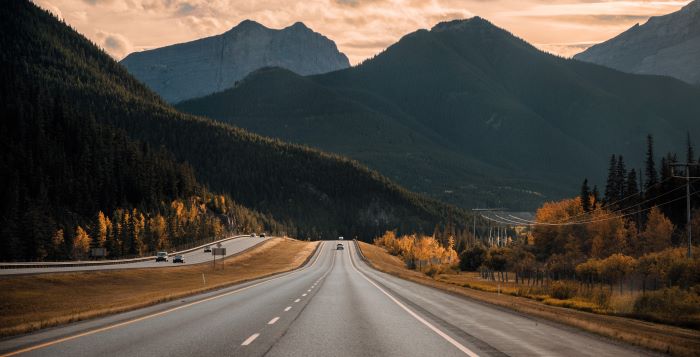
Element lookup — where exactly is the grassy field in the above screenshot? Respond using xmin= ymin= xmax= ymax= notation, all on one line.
xmin=435 ymin=273 xmax=635 ymax=313
xmin=0 ymin=238 xmax=317 ymax=337
xmin=358 ymin=241 xmax=700 ymax=357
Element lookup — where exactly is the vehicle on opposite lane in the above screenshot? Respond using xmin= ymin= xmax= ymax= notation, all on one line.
xmin=173 ymin=255 xmax=185 ymax=263
xmin=155 ymin=252 xmax=168 ymax=262
xmin=337 ymin=243 xmax=344 ymax=250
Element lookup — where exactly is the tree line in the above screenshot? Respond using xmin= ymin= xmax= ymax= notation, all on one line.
xmin=368 ymin=132 xmax=699 ymax=289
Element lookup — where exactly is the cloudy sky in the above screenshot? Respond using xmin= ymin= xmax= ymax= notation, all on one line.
xmin=35 ymin=0 xmax=691 ymax=64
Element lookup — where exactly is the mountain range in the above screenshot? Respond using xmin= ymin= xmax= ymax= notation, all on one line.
xmin=575 ymin=0 xmax=700 ymax=86
xmin=1 ymin=1 xmax=469 ymax=260
xmin=177 ymin=17 xmax=700 ymax=210
xmin=121 ymin=20 xmax=350 ymax=103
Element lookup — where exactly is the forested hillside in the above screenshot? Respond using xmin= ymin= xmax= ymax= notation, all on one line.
xmin=0 ymin=1 xmax=470 ymax=260
xmin=178 ymin=17 xmax=700 ymax=211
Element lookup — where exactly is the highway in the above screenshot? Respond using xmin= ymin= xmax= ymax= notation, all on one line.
xmin=0 ymin=241 xmax=657 ymax=357
xmin=0 ymin=236 xmax=267 ymax=275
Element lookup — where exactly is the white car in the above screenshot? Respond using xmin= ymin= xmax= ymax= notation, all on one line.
xmin=339 ymin=236 xmax=344 ymax=240
xmin=155 ymin=251 xmax=168 ymax=262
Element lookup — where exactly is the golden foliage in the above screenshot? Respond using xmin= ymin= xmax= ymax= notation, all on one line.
xmin=72 ymin=226 xmax=91 ymax=260
xmin=375 ymin=231 xmax=458 ymax=272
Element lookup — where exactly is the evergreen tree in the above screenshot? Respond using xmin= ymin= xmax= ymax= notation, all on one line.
xmin=604 ymin=155 xmax=618 ymax=205
xmin=616 ymin=155 xmax=627 ymax=202
xmin=645 ymin=134 xmax=658 ymax=190
xmin=580 ymin=179 xmax=592 ymax=212
xmin=624 ymin=169 xmax=639 ymax=210
xmin=592 ymin=185 xmax=600 ymax=209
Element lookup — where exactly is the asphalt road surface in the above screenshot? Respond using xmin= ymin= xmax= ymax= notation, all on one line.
xmin=0 ymin=236 xmax=267 ymax=275
xmin=0 ymin=241 xmax=657 ymax=357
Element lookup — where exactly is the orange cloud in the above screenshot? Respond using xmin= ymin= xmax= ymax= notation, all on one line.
xmin=34 ymin=0 xmax=690 ymax=63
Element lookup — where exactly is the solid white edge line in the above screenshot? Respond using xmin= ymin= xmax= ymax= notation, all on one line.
xmin=241 ymin=333 xmax=260 ymax=346
xmin=0 ymin=241 xmax=326 ymax=357
xmin=268 ymin=317 xmax=280 ymax=325
xmin=348 ymin=243 xmax=480 ymax=357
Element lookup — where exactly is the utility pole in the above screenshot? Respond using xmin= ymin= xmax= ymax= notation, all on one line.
xmin=671 ymin=163 xmax=699 ymax=258
xmin=472 ymin=208 xmax=504 ymax=245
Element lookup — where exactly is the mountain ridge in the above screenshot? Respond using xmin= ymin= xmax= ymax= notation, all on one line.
xmin=120 ymin=19 xmax=350 ymax=103
xmin=179 ymin=17 xmax=700 ymax=210
xmin=574 ymin=0 xmax=700 ymax=85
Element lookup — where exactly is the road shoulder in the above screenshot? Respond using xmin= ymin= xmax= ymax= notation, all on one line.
xmin=356 ymin=241 xmax=700 ymax=357
xmin=0 ymin=238 xmax=319 ymax=339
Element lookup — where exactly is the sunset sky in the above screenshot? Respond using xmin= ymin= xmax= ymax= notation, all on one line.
xmin=34 ymin=0 xmax=691 ymax=64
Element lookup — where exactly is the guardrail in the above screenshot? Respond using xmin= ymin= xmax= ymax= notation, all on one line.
xmin=0 ymin=234 xmax=251 ymax=270
xmin=353 ymin=239 xmax=369 ymax=263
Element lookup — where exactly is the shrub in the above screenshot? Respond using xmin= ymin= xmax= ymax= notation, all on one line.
xmin=459 ymin=245 xmax=485 ymax=271
xmin=633 ymin=287 xmax=700 ymax=316
xmin=590 ymin=288 xmax=612 ymax=309
xmin=550 ymin=281 xmax=577 ymax=300
xmin=425 ymin=264 xmax=447 ymax=277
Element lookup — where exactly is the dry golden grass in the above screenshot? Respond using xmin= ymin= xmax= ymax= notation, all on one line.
xmin=0 ymin=238 xmax=317 ymax=337
xmin=358 ymin=242 xmax=700 ymax=357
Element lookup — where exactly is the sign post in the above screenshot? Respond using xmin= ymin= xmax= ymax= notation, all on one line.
xmin=212 ymin=246 xmax=226 ymax=270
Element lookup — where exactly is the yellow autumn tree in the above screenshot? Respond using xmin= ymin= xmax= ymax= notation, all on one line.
xmin=639 ymin=207 xmax=674 ymax=255
xmin=72 ymin=226 xmax=91 ymax=260
xmin=96 ymin=211 xmax=109 ymax=248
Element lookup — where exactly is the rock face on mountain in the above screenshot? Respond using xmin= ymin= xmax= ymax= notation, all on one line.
xmin=120 ymin=20 xmax=350 ymax=103
xmin=574 ymin=0 xmax=700 ymax=85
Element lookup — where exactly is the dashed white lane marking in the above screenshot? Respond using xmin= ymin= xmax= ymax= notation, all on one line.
xmin=241 ymin=333 xmax=260 ymax=346
xmin=284 ymin=306 xmax=292 ymax=312
xmin=302 ymin=293 xmax=307 ymax=297
xmin=0 ymin=241 xmax=329 ymax=357
xmin=268 ymin=317 xmax=280 ymax=325
xmin=307 ymin=289 xmax=311 ymax=292
xmin=294 ymin=298 xmax=301 ymax=303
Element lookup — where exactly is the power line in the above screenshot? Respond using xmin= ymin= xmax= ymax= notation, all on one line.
xmin=510 ymin=177 xmax=699 ymax=225
xmin=549 ymin=175 xmax=677 ymax=224
xmin=482 ymin=189 xmax=698 ymax=227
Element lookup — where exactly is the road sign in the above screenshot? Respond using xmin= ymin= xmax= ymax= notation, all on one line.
xmin=212 ymin=247 xmax=226 ymax=271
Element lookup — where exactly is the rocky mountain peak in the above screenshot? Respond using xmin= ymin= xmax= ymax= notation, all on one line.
xmin=120 ymin=20 xmax=350 ymax=103
xmin=574 ymin=0 xmax=700 ymax=85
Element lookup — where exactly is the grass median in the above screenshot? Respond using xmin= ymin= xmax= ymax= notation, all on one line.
xmin=0 ymin=238 xmax=318 ymax=337
xmin=357 ymin=241 xmax=700 ymax=357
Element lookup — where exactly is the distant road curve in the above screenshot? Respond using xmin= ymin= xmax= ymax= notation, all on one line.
xmin=0 ymin=235 xmax=268 ymax=275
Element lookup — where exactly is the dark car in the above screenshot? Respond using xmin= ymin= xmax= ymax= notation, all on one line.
xmin=155 ymin=251 xmax=168 ymax=262
xmin=173 ymin=255 xmax=185 ymax=263
xmin=337 ymin=243 xmax=344 ymax=250
xmin=204 ymin=246 xmax=211 ymax=253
